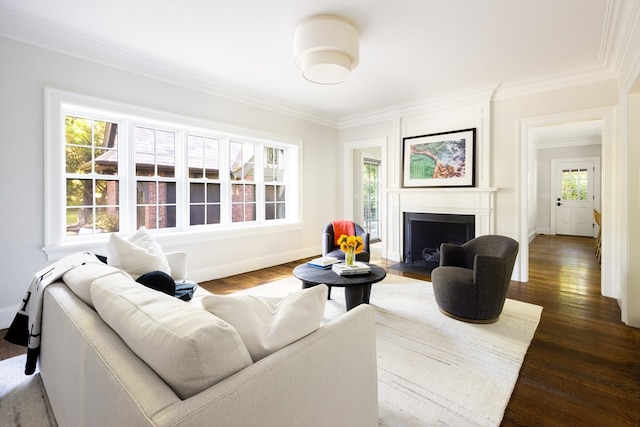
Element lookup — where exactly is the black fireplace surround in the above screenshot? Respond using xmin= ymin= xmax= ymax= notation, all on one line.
xmin=403 ymin=212 xmax=475 ymax=271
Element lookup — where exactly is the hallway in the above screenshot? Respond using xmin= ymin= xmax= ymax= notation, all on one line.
xmin=504 ymin=235 xmax=639 ymax=426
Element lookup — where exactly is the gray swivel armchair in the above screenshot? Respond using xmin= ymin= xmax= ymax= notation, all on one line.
xmin=431 ymin=235 xmax=519 ymax=323
xmin=322 ymin=221 xmax=371 ymax=262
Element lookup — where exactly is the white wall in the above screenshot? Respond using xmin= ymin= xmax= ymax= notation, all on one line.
xmin=623 ymin=77 xmax=640 ymax=327
xmin=341 ymin=93 xmax=496 ymax=270
xmin=492 ymin=82 xmax=618 ymax=287
xmin=618 ymin=13 xmax=640 ymax=327
xmin=339 ymin=78 xmax=639 ymax=323
xmin=0 ymin=37 xmax=339 ymax=328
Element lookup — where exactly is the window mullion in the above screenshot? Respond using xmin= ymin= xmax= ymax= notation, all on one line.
xmin=121 ymin=119 xmax=136 ymax=235
xmin=174 ymin=129 xmax=188 ymax=231
xmin=255 ymin=143 xmax=265 ymax=224
xmin=220 ymin=137 xmax=231 ymax=225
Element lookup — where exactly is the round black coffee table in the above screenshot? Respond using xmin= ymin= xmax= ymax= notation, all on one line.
xmin=292 ymin=263 xmax=387 ymax=311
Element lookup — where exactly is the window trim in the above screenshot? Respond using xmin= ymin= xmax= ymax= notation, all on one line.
xmin=44 ymin=88 xmax=302 ymax=260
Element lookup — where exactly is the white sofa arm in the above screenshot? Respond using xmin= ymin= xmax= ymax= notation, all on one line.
xmin=165 ymin=251 xmax=187 ymax=281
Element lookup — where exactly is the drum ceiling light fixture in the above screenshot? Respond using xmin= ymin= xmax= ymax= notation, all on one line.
xmin=294 ymin=14 xmax=359 ymax=85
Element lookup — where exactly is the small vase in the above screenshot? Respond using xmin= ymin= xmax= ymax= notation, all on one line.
xmin=345 ymin=248 xmax=356 ymax=266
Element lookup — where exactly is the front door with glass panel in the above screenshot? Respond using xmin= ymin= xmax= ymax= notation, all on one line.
xmin=555 ymin=160 xmax=594 ymax=237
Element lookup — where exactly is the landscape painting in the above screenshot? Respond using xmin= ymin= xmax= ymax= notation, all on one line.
xmin=402 ymin=128 xmax=475 ymax=188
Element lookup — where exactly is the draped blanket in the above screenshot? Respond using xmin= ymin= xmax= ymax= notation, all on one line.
xmin=331 ymin=220 xmax=355 ymax=246
xmin=4 ymin=253 xmax=102 ymax=374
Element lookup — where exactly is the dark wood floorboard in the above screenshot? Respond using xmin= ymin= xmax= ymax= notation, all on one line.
xmin=501 ymin=235 xmax=639 ymax=427
xmin=1 ymin=235 xmax=638 ymax=426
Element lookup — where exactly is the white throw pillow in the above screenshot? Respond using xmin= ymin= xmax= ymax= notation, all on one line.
xmin=201 ymin=284 xmax=328 ymax=362
xmin=91 ymin=276 xmax=253 ymax=400
xmin=104 ymin=227 xmax=171 ymax=279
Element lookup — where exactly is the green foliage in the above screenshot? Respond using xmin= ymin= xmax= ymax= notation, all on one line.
xmin=96 ymin=211 xmax=119 ymax=233
xmin=65 ymin=116 xmax=107 ymax=173
xmin=561 ymin=169 xmax=588 ymax=201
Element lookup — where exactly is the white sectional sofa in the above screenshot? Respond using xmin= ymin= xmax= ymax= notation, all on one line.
xmin=37 ymin=253 xmax=379 ymax=427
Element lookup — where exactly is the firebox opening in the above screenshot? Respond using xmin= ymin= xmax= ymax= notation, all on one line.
xmin=403 ymin=212 xmax=475 ymax=271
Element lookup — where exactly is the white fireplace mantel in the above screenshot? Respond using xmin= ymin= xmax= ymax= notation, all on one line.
xmin=385 ymin=187 xmax=498 ymax=262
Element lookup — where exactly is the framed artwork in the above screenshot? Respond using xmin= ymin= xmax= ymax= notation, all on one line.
xmin=402 ymin=128 xmax=476 ymax=188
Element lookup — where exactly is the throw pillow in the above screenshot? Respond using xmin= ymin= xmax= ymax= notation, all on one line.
xmin=104 ymin=227 xmax=171 ymax=280
xmin=201 ymin=284 xmax=328 ymax=362
xmin=91 ymin=277 xmax=253 ymax=400
xmin=136 ymin=270 xmax=176 ymax=296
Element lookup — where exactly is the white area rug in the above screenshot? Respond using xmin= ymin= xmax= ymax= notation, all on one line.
xmin=235 ymin=273 xmax=543 ymax=427
xmin=0 ymin=354 xmax=58 ymax=426
xmin=0 ymin=273 xmax=541 ymax=427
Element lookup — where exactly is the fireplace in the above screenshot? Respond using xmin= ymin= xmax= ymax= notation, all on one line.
xmin=403 ymin=212 xmax=475 ymax=271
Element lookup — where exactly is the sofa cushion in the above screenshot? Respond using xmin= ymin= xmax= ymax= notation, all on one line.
xmin=104 ymin=227 xmax=171 ymax=279
xmin=62 ymin=263 xmax=131 ymax=308
xmin=201 ymin=284 xmax=328 ymax=362
xmin=91 ymin=276 xmax=253 ymax=400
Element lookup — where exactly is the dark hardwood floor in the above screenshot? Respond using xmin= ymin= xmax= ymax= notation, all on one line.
xmin=1 ymin=235 xmax=638 ymax=426
xmin=500 ymin=235 xmax=639 ymax=427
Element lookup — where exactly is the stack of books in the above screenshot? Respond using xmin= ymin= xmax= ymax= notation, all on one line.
xmin=307 ymin=256 xmax=339 ymax=269
xmin=332 ymin=262 xmax=370 ymax=276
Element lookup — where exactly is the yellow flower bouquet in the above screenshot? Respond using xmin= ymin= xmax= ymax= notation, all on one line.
xmin=337 ymin=234 xmax=364 ymax=266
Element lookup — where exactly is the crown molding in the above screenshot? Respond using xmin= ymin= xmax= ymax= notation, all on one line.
xmin=337 ymin=85 xmax=497 ymax=129
xmin=535 ymin=135 xmax=602 ymax=150
xmin=494 ymin=0 xmax=638 ymax=101
xmin=601 ymin=0 xmax=640 ymax=73
xmin=2 ymin=1 xmax=637 ymax=130
xmin=0 ymin=8 xmax=339 ymax=129
xmin=491 ymin=65 xmax=617 ymax=101
xmin=336 ymin=62 xmax=618 ymax=128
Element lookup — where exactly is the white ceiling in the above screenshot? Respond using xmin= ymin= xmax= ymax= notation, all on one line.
xmin=531 ymin=120 xmax=603 ymax=149
xmin=0 ymin=0 xmax=635 ymax=130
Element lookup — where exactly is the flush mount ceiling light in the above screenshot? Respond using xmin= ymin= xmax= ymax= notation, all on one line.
xmin=294 ymin=14 xmax=359 ymax=85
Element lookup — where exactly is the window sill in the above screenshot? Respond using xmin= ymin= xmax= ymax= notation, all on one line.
xmin=43 ymin=221 xmax=303 ymax=261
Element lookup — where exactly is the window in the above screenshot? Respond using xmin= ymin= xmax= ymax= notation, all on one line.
xmin=561 ymin=168 xmax=588 ymax=201
xmin=134 ymin=125 xmax=177 ymax=229
xmin=64 ymin=116 xmax=120 ymax=235
xmin=45 ymin=89 xmax=300 ymax=254
xmin=187 ymin=134 xmax=221 ymax=226
xmin=230 ymin=141 xmax=256 ymax=223
xmin=264 ymin=146 xmax=286 ymax=220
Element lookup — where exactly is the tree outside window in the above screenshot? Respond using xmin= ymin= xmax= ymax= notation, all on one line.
xmin=65 ymin=116 xmax=119 ymax=235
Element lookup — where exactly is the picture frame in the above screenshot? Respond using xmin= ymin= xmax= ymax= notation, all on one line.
xmin=402 ymin=128 xmax=476 ymax=188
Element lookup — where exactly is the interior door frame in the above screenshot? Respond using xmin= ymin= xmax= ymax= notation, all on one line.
xmin=550 ymin=156 xmax=601 ymax=236
xmin=343 ymin=137 xmax=387 ymax=246
xmin=519 ymin=106 xmax=615 ymax=296
xmin=362 ymin=155 xmax=382 ymax=240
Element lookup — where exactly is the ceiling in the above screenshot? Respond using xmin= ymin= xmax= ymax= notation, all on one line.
xmin=531 ymin=120 xmax=603 ymax=149
xmin=0 ymin=0 xmax=635 ymax=128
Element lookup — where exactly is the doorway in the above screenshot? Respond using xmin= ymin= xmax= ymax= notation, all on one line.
xmin=343 ymin=138 xmax=387 ymax=257
xmin=519 ymin=108 xmax=614 ymax=289
xmin=551 ymin=158 xmax=599 ymax=237
xmin=363 ymin=158 xmax=381 ymax=241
